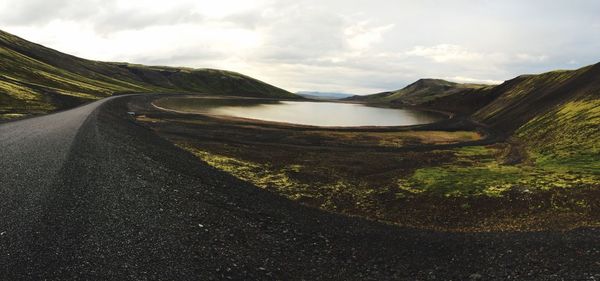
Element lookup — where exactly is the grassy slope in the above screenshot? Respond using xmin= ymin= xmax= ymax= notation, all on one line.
xmin=471 ymin=64 xmax=599 ymax=186
xmin=404 ymin=63 xmax=599 ymax=197
xmin=0 ymin=29 xmax=296 ymax=118
xmin=473 ymin=65 xmax=597 ymax=130
xmin=499 ymin=65 xmax=599 ymax=182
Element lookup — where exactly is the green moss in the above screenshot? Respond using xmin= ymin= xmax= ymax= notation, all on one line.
xmin=402 ymin=163 xmax=521 ymax=197
xmin=0 ymin=113 xmax=26 ymax=119
xmin=402 ymin=145 xmax=599 ymax=197
xmin=517 ymin=99 xmax=600 ymax=159
xmin=182 ymin=146 xmax=310 ymax=192
xmin=178 ymin=144 xmax=400 ymax=215
xmin=473 ymin=67 xmax=591 ymax=122
xmin=0 ymin=79 xmax=40 ymax=100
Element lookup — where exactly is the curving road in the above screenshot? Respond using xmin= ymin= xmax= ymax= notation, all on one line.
xmin=1 ymin=98 xmax=118 ymax=241
xmin=0 ymin=95 xmax=598 ymax=280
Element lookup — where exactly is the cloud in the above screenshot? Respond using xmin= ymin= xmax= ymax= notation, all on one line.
xmin=345 ymin=22 xmax=395 ymax=50
xmin=444 ymin=76 xmax=503 ymax=85
xmin=1 ymin=0 xmax=599 ymax=94
xmin=515 ymin=53 xmax=548 ymax=63
xmin=93 ymin=4 xmax=203 ymax=34
xmin=0 ymin=0 xmax=112 ymax=25
xmin=255 ymin=5 xmax=348 ymax=63
xmin=406 ymin=44 xmax=485 ymax=63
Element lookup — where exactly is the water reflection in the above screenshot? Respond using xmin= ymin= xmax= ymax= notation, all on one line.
xmin=163 ymin=98 xmax=444 ymax=127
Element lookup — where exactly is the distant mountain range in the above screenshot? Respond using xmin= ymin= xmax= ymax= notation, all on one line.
xmin=0 ymin=29 xmax=299 ymax=118
xmin=296 ymin=91 xmax=354 ymax=100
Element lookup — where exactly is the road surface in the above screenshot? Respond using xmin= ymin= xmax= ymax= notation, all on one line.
xmin=0 ymin=95 xmax=598 ymax=280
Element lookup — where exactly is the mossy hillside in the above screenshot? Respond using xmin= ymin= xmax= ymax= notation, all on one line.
xmin=416 ymin=64 xmax=600 ymax=198
xmin=0 ymin=29 xmax=297 ymax=118
xmin=0 ymin=76 xmax=58 ymax=117
xmin=516 ymin=98 xmax=599 ymax=170
xmin=0 ymin=42 xmax=148 ymax=95
xmin=408 ymin=64 xmax=599 ymax=196
xmin=472 ymin=64 xmax=598 ymax=132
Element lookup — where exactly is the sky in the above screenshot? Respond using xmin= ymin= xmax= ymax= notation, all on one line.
xmin=1 ymin=0 xmax=599 ymax=94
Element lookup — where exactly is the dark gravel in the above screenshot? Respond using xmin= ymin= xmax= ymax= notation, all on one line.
xmin=0 ymin=95 xmax=598 ymax=280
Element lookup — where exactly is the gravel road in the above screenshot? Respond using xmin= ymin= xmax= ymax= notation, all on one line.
xmin=0 ymin=95 xmax=598 ymax=280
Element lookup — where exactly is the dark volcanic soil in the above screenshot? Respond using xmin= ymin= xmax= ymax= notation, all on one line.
xmin=0 ymin=94 xmax=598 ymax=280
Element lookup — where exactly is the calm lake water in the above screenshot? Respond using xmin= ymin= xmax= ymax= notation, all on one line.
xmin=160 ymin=98 xmax=445 ymax=127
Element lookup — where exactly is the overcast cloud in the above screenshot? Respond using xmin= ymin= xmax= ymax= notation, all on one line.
xmin=1 ymin=0 xmax=599 ymax=94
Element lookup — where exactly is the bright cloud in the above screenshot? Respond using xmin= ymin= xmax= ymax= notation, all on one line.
xmin=444 ymin=76 xmax=504 ymax=85
xmin=406 ymin=44 xmax=484 ymax=63
xmin=345 ymin=22 xmax=395 ymax=50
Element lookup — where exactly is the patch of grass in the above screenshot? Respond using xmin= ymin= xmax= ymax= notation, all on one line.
xmin=402 ymin=145 xmax=599 ymax=197
xmin=400 ymin=165 xmax=521 ymax=197
xmin=0 ymin=113 xmax=26 ymax=119
xmin=0 ymin=79 xmax=40 ymax=100
xmin=181 ymin=145 xmax=307 ymax=191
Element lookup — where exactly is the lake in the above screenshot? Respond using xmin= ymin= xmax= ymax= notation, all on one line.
xmin=156 ymin=98 xmax=445 ymax=127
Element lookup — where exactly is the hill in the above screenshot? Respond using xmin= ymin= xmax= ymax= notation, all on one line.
xmin=349 ymin=65 xmax=598 ymax=137
xmin=473 ymin=64 xmax=599 ymax=132
xmin=346 ymin=78 xmax=488 ymax=103
xmin=473 ymin=64 xmax=600 ymax=174
xmin=296 ymin=91 xmax=354 ymax=100
xmin=352 ymin=65 xmax=598 ymax=189
xmin=0 ymin=29 xmax=297 ymax=119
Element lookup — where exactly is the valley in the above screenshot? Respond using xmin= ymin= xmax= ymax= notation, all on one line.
xmin=0 ymin=27 xmax=598 ymax=280
xmin=133 ymin=91 xmax=598 ymax=232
